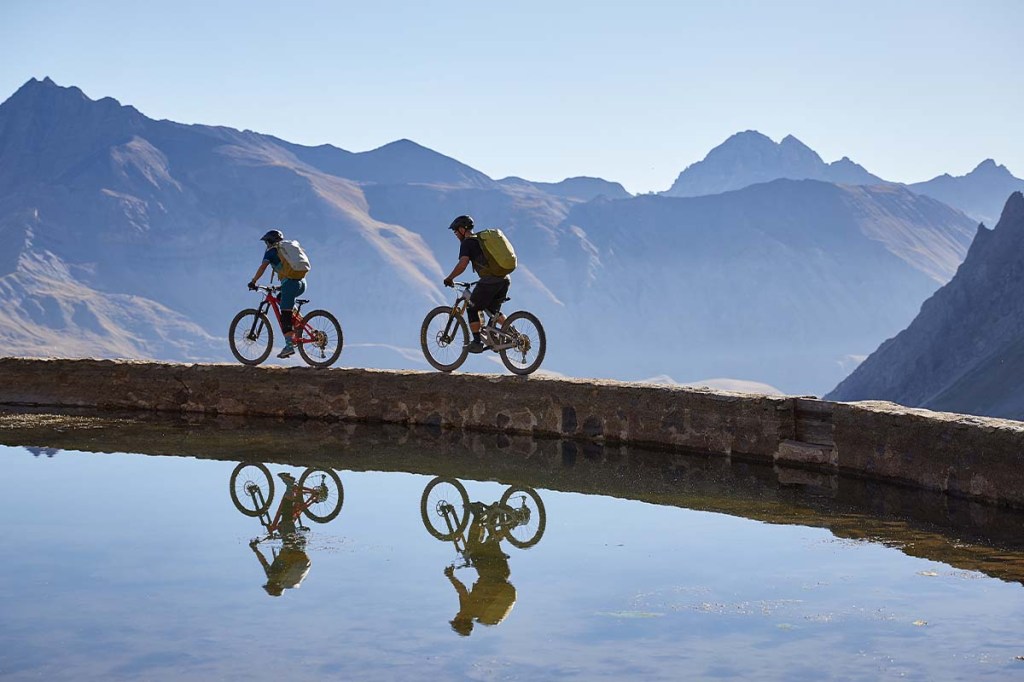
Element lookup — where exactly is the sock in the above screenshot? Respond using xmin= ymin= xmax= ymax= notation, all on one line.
xmin=472 ymin=331 xmax=481 ymax=343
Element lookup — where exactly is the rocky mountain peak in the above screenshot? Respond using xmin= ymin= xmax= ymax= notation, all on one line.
xmin=663 ymin=131 xmax=865 ymax=197
xmin=969 ymin=158 xmax=1013 ymax=178
xmin=998 ymin=190 xmax=1024 ymax=226
xmin=3 ymin=77 xmax=88 ymax=111
xmin=780 ymin=134 xmax=815 ymax=152
xmin=1 ymin=76 xmax=141 ymax=125
xmin=705 ymin=130 xmax=776 ymax=157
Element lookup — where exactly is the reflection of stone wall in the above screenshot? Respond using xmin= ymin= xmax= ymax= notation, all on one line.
xmin=3 ymin=358 xmax=1024 ymax=508
xmin=3 ymin=408 xmax=1024 ymax=585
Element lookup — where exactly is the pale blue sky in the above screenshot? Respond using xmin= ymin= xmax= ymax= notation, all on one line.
xmin=2 ymin=0 xmax=1021 ymax=193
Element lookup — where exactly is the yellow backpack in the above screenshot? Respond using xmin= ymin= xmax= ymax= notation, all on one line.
xmin=475 ymin=229 xmax=517 ymax=277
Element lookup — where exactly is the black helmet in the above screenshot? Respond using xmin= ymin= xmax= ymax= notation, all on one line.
xmin=448 ymin=215 xmax=474 ymax=232
xmin=260 ymin=229 xmax=284 ymax=244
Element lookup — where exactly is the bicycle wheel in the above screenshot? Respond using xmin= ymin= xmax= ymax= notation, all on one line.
xmin=229 ymin=463 xmax=274 ymax=516
xmin=499 ymin=311 xmax=546 ymax=376
xmin=499 ymin=486 xmax=547 ymax=548
xmin=229 ymin=309 xmax=274 ymax=366
xmin=420 ymin=306 xmax=469 ymax=372
xmin=420 ymin=477 xmax=471 ymax=541
xmin=297 ymin=309 xmax=343 ymax=368
xmin=297 ymin=467 xmax=344 ymax=522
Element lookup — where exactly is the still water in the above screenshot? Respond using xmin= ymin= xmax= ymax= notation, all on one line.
xmin=1 ymin=411 xmax=1024 ymax=681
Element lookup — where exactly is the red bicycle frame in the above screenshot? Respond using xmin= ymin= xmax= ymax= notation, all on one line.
xmin=256 ymin=286 xmax=316 ymax=347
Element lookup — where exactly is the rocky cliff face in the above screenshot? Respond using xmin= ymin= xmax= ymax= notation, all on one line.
xmin=828 ymin=192 xmax=1024 ymax=418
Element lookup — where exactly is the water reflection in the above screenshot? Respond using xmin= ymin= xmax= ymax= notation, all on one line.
xmin=3 ymin=408 xmax=1024 ymax=585
xmin=420 ymin=477 xmax=547 ymax=635
xmin=229 ymin=463 xmax=344 ymax=596
xmin=6 ymin=411 xmax=1024 ymax=679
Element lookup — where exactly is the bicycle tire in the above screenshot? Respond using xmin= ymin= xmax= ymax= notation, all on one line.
xmin=498 ymin=485 xmax=547 ymax=548
xmin=229 ymin=309 xmax=274 ymax=366
xmin=420 ymin=477 xmax=471 ymax=541
xmin=499 ymin=311 xmax=546 ymax=376
xmin=297 ymin=309 xmax=343 ymax=368
xmin=420 ymin=306 xmax=469 ymax=372
xmin=297 ymin=467 xmax=344 ymax=522
xmin=229 ymin=463 xmax=275 ymax=516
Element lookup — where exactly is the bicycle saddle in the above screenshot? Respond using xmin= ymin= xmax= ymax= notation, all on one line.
xmin=295 ymin=298 xmax=309 ymax=306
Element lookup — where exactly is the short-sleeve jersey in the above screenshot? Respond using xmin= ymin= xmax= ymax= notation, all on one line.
xmin=263 ymin=247 xmax=282 ymax=274
xmin=459 ymin=236 xmax=485 ymax=273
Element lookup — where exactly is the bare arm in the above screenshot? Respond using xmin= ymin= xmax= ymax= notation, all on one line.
xmin=250 ymin=541 xmax=272 ymax=575
xmin=250 ymin=261 xmax=270 ymax=285
xmin=444 ymin=566 xmax=469 ymax=599
xmin=444 ymin=256 xmax=471 ymax=285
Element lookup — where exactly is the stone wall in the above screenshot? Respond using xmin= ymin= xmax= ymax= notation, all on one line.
xmin=2 ymin=357 xmax=1023 ymax=508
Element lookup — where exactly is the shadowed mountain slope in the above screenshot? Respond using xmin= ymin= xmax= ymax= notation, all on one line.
xmin=828 ymin=193 xmax=1024 ymax=418
xmin=545 ymin=180 xmax=975 ymax=391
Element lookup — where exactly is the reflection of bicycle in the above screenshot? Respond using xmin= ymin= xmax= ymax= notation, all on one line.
xmin=420 ymin=281 xmax=546 ymax=375
xmin=420 ymin=477 xmax=546 ymax=549
xmin=230 ymin=463 xmax=344 ymax=529
xmin=229 ymin=284 xmax=343 ymax=367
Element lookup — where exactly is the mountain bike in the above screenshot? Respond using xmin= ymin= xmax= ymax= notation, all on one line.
xmin=420 ymin=281 xmax=546 ymax=375
xmin=229 ymin=463 xmax=344 ymax=527
xmin=420 ymin=476 xmax=547 ymax=549
xmin=229 ymin=285 xmax=343 ymax=367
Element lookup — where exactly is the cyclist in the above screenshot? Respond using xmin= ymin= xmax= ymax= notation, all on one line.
xmin=249 ymin=473 xmax=311 ymax=596
xmin=247 ymin=229 xmax=306 ymax=358
xmin=444 ymin=502 xmax=516 ymax=635
xmin=442 ymin=215 xmax=509 ymax=354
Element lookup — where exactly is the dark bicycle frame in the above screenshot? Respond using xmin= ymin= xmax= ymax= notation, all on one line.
xmin=439 ymin=281 xmax=518 ymax=352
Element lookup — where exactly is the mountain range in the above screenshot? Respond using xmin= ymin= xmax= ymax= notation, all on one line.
xmin=0 ymin=77 xmax=1009 ymax=394
xmin=661 ymin=130 xmax=1023 ymax=228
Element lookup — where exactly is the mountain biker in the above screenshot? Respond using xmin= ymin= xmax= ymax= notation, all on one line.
xmin=248 ymin=229 xmax=306 ymax=359
xmin=444 ymin=501 xmax=516 ymax=635
xmin=442 ymin=215 xmax=509 ymax=354
xmin=249 ymin=473 xmax=311 ymax=596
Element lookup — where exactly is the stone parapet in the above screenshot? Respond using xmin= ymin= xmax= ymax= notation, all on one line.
xmin=2 ymin=357 xmax=1023 ymax=508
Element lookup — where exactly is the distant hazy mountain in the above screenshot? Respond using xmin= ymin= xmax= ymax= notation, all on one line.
xmin=909 ymin=160 xmax=1024 ymax=227
xmin=0 ymin=78 xmax=979 ymax=393
xmin=663 ymin=131 xmax=885 ymax=197
xmin=276 ymin=137 xmax=498 ymax=189
xmin=498 ymin=176 xmax=631 ymax=202
xmin=827 ymin=192 xmax=1024 ymax=418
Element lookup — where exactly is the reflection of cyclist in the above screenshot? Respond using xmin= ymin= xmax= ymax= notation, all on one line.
xmin=247 ymin=229 xmax=307 ymax=359
xmin=442 ymin=215 xmax=509 ymax=354
xmin=444 ymin=502 xmax=517 ymax=636
xmin=249 ymin=473 xmax=311 ymax=596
